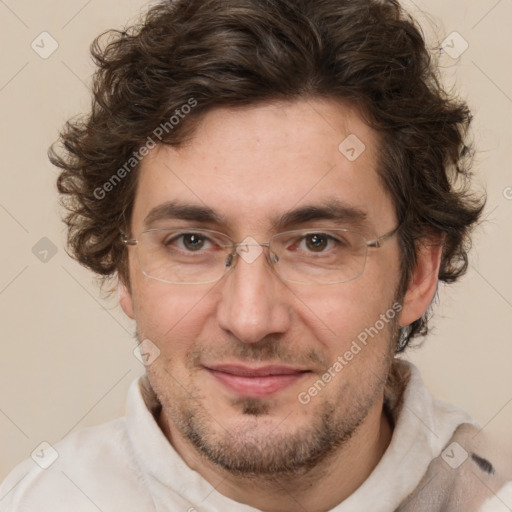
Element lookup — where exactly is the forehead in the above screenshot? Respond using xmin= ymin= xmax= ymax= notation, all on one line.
xmin=132 ymin=99 xmax=395 ymax=235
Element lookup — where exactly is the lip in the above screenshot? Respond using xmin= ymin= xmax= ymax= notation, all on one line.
xmin=205 ymin=364 xmax=310 ymax=398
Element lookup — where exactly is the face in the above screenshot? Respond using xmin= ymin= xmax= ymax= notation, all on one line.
xmin=121 ymin=99 xmax=404 ymax=476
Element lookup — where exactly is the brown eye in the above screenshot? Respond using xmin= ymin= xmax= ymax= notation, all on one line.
xmin=305 ymin=234 xmax=329 ymax=252
xmin=182 ymin=233 xmax=206 ymax=251
xmin=163 ymin=232 xmax=210 ymax=252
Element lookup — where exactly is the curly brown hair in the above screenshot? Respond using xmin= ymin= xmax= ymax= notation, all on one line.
xmin=50 ymin=0 xmax=485 ymax=351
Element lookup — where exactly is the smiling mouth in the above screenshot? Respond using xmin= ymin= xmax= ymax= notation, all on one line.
xmin=205 ymin=364 xmax=311 ymax=398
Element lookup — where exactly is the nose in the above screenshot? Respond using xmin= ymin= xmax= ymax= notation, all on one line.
xmin=216 ymin=247 xmax=292 ymax=344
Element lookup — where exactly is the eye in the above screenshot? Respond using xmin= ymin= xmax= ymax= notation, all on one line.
xmin=303 ymin=233 xmax=328 ymax=252
xmin=298 ymin=233 xmax=339 ymax=253
xmin=164 ymin=232 xmax=213 ymax=252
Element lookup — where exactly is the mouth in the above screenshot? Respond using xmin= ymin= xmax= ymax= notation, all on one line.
xmin=204 ymin=364 xmax=311 ymax=398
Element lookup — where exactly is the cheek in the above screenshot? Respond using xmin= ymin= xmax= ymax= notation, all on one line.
xmin=293 ymin=279 xmax=395 ymax=343
xmin=131 ymin=278 xmax=217 ymax=348
xmin=290 ymin=279 xmax=400 ymax=377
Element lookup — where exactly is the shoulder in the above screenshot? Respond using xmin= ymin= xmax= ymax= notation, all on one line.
xmin=0 ymin=417 xmax=153 ymax=512
xmin=396 ymin=423 xmax=512 ymax=512
xmin=479 ymin=480 xmax=512 ymax=511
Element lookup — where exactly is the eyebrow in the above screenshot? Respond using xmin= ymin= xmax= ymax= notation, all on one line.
xmin=144 ymin=202 xmax=226 ymax=227
xmin=143 ymin=199 xmax=369 ymax=232
xmin=272 ymin=200 xmax=368 ymax=231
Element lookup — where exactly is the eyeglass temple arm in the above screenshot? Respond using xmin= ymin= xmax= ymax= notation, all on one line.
xmin=120 ymin=232 xmax=138 ymax=246
xmin=366 ymin=225 xmax=400 ymax=248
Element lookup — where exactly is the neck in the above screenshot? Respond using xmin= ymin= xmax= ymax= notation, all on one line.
xmin=160 ymin=394 xmax=393 ymax=512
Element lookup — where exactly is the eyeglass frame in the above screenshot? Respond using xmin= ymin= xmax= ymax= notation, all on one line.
xmin=120 ymin=224 xmax=401 ymax=286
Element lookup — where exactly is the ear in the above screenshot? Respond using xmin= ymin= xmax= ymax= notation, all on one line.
xmin=399 ymin=237 xmax=443 ymax=327
xmin=119 ymin=280 xmax=135 ymax=320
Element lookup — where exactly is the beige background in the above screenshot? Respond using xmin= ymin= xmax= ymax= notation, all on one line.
xmin=1 ymin=0 xmax=511 ymax=482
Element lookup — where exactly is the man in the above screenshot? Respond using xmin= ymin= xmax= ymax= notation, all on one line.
xmin=1 ymin=0 xmax=510 ymax=510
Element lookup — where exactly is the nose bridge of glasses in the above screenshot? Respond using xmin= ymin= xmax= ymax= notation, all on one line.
xmin=234 ymin=240 xmax=271 ymax=251
xmin=230 ymin=237 xmax=272 ymax=267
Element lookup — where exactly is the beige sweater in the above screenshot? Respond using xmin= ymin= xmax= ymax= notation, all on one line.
xmin=396 ymin=421 xmax=512 ymax=511
xmin=385 ymin=362 xmax=512 ymax=512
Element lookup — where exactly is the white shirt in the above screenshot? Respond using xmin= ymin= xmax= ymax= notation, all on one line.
xmin=0 ymin=361 xmax=482 ymax=511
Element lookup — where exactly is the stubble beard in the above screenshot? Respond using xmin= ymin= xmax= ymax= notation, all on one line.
xmin=148 ymin=311 xmax=399 ymax=479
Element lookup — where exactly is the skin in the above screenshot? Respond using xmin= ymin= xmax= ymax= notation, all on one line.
xmin=120 ymin=99 xmax=442 ymax=512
